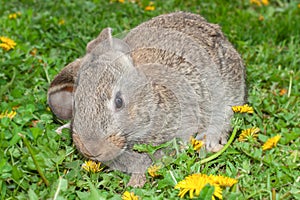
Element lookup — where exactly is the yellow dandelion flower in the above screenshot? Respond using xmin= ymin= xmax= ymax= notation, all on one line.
xmin=175 ymin=174 xmax=223 ymax=199
xmin=81 ymin=160 xmax=103 ymax=173
xmin=208 ymin=174 xmax=238 ymax=187
xmin=250 ymin=0 xmax=262 ymax=6
xmin=175 ymin=173 xmax=238 ymax=199
xmin=261 ymin=0 xmax=269 ymax=5
xmin=298 ymin=4 xmax=300 ymax=8
xmin=0 ymin=43 xmax=11 ymax=51
xmin=0 ymin=110 xmax=17 ymax=120
xmin=238 ymin=127 xmax=260 ymax=142
xmin=190 ymin=137 xmax=203 ymax=151
xmin=279 ymin=88 xmax=287 ymax=96
xmin=8 ymin=12 xmax=21 ymax=19
xmin=145 ymin=1 xmax=155 ymax=11
xmin=262 ymin=135 xmax=281 ymax=151
xmin=118 ymin=0 xmax=125 ymax=3
xmin=122 ymin=191 xmax=139 ymax=200
xmin=58 ymin=19 xmax=65 ymax=25
xmin=0 ymin=36 xmax=15 ymax=45
xmin=0 ymin=36 xmax=17 ymax=51
xmin=148 ymin=165 xmax=161 ymax=177
xmin=9 ymin=13 xmax=17 ymax=19
xmin=250 ymin=0 xmax=268 ymax=6
xmin=232 ymin=104 xmax=254 ymax=114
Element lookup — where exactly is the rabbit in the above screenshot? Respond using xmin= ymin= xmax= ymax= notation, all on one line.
xmin=47 ymin=12 xmax=246 ymax=187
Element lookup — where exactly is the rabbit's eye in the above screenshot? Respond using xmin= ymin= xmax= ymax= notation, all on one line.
xmin=115 ymin=92 xmax=123 ymax=109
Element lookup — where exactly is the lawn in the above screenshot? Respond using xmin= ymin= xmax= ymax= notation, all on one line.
xmin=0 ymin=0 xmax=299 ymax=199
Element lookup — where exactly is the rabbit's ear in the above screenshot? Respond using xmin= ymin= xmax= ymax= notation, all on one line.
xmin=111 ymin=38 xmax=131 ymax=54
xmin=88 ymin=27 xmax=131 ymax=55
xmin=86 ymin=28 xmax=113 ymax=53
xmin=47 ymin=59 xmax=82 ymax=120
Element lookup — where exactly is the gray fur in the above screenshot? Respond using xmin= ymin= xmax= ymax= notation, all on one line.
xmin=48 ymin=12 xmax=246 ymax=187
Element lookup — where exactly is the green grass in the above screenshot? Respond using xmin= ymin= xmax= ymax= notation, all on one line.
xmin=0 ymin=0 xmax=299 ymax=199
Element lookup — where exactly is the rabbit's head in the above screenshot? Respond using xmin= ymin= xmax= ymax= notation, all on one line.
xmin=49 ymin=28 xmax=164 ymax=162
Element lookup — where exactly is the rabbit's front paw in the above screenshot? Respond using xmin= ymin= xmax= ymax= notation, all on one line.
xmin=196 ymin=132 xmax=227 ymax=152
xmin=127 ymin=173 xmax=146 ymax=188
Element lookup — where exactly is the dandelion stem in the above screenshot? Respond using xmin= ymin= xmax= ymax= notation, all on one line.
xmin=237 ymin=145 xmax=271 ymax=166
xmin=53 ymin=176 xmax=63 ymax=200
xmin=169 ymin=170 xmax=177 ymax=185
xmin=44 ymin=65 xmax=51 ymax=84
xmin=19 ymin=133 xmax=49 ymax=186
xmin=288 ymin=71 xmax=293 ymax=97
xmin=11 ymin=178 xmax=27 ymax=191
xmin=173 ymin=138 xmax=180 ymax=155
xmin=272 ymin=188 xmax=276 ymax=200
xmin=200 ymin=126 xmax=238 ymax=164
xmin=280 ymin=191 xmax=291 ymax=199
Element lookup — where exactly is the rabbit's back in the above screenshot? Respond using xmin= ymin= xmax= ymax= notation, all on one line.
xmin=123 ymin=12 xmax=246 ymax=146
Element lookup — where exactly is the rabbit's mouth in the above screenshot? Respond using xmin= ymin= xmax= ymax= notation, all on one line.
xmin=72 ymin=131 xmax=127 ymax=162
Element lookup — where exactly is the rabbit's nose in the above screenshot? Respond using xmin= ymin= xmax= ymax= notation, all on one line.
xmin=105 ymin=133 xmax=126 ymax=149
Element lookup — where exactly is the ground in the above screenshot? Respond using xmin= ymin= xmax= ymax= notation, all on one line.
xmin=0 ymin=0 xmax=299 ymax=199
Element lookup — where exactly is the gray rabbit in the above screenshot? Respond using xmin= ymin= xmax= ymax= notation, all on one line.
xmin=48 ymin=12 xmax=246 ymax=187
